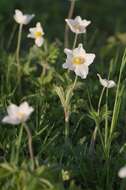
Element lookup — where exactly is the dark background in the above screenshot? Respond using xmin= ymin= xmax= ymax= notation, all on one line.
xmin=0 ymin=0 xmax=126 ymax=42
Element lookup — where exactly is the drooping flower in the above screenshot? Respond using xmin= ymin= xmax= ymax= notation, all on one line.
xmin=118 ymin=166 xmax=126 ymax=178
xmin=2 ymin=102 xmax=34 ymax=125
xmin=27 ymin=22 xmax=44 ymax=47
xmin=97 ymin=74 xmax=116 ymax=88
xmin=14 ymin=9 xmax=35 ymax=25
xmin=65 ymin=16 xmax=91 ymax=34
xmin=63 ymin=43 xmax=95 ymax=79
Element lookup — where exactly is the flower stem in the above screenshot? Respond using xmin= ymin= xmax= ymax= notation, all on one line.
xmin=64 ymin=0 xmax=76 ymax=48
xmin=90 ymin=87 xmax=105 ymax=152
xmin=98 ymin=87 xmax=106 ymax=114
xmin=23 ymin=123 xmax=35 ymax=170
xmin=64 ymin=110 xmax=69 ymax=144
xmin=73 ymin=33 xmax=78 ymax=49
xmin=64 ymin=75 xmax=78 ymax=144
xmin=15 ymin=124 xmax=23 ymax=164
xmin=16 ymin=24 xmax=23 ymax=83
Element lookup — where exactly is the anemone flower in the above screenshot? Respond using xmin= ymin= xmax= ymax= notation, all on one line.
xmin=27 ymin=22 xmax=44 ymax=47
xmin=63 ymin=43 xmax=95 ymax=79
xmin=2 ymin=102 xmax=34 ymax=125
xmin=14 ymin=9 xmax=35 ymax=25
xmin=65 ymin=16 xmax=91 ymax=34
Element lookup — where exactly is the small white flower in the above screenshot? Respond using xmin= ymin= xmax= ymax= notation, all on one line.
xmin=27 ymin=22 xmax=44 ymax=47
xmin=14 ymin=9 xmax=35 ymax=25
xmin=63 ymin=43 xmax=95 ymax=79
xmin=118 ymin=166 xmax=126 ymax=178
xmin=65 ymin=16 xmax=91 ymax=34
xmin=2 ymin=102 xmax=34 ymax=125
xmin=97 ymin=74 xmax=116 ymax=88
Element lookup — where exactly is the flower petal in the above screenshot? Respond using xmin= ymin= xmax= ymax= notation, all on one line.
xmin=118 ymin=166 xmax=126 ymax=178
xmin=35 ymin=37 xmax=44 ymax=47
xmin=2 ymin=116 xmax=20 ymax=125
xmin=19 ymin=102 xmax=34 ymax=115
xmin=7 ymin=104 xmax=19 ymax=116
xmin=73 ymin=44 xmax=86 ymax=57
xmin=75 ymin=64 xmax=88 ymax=79
xmin=85 ymin=53 xmax=95 ymax=66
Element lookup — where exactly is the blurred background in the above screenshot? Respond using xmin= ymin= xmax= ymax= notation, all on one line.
xmin=0 ymin=0 xmax=126 ymax=45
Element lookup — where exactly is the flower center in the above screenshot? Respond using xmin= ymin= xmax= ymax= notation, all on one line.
xmin=72 ymin=56 xmax=85 ymax=65
xmin=17 ymin=112 xmax=25 ymax=120
xmin=74 ymin=24 xmax=81 ymax=31
xmin=35 ymin=31 xmax=42 ymax=38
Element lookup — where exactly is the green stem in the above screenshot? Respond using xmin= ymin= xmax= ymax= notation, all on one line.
xmin=73 ymin=33 xmax=78 ymax=49
xmin=64 ymin=75 xmax=78 ymax=144
xmin=105 ymin=87 xmax=109 ymax=149
xmin=15 ymin=124 xmax=23 ymax=164
xmin=16 ymin=24 xmax=23 ymax=83
xmin=90 ymin=87 xmax=105 ymax=153
xmin=64 ymin=110 xmax=69 ymax=144
xmin=23 ymin=123 xmax=35 ymax=170
xmin=98 ymin=87 xmax=106 ymax=114
xmin=73 ymin=75 xmax=78 ymax=90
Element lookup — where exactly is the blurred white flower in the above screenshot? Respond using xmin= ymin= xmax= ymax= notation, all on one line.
xmin=97 ymin=74 xmax=116 ymax=88
xmin=63 ymin=43 xmax=95 ymax=79
xmin=118 ymin=166 xmax=126 ymax=178
xmin=65 ymin=16 xmax=91 ymax=34
xmin=2 ymin=102 xmax=34 ymax=125
xmin=27 ymin=22 xmax=44 ymax=47
xmin=14 ymin=9 xmax=35 ymax=25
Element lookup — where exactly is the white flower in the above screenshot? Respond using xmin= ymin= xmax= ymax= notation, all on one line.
xmin=63 ymin=44 xmax=95 ymax=79
xmin=14 ymin=9 xmax=35 ymax=25
xmin=118 ymin=166 xmax=126 ymax=178
xmin=97 ymin=74 xmax=116 ymax=88
xmin=27 ymin=22 xmax=44 ymax=47
xmin=2 ymin=102 xmax=34 ymax=125
xmin=65 ymin=16 xmax=91 ymax=34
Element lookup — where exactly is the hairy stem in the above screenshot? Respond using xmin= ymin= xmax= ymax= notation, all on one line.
xmin=15 ymin=124 xmax=23 ymax=164
xmin=64 ymin=0 xmax=76 ymax=48
xmin=23 ymin=123 xmax=35 ymax=170
xmin=16 ymin=24 xmax=23 ymax=83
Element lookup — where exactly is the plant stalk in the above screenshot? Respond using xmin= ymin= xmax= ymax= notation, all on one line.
xmin=23 ymin=123 xmax=35 ymax=170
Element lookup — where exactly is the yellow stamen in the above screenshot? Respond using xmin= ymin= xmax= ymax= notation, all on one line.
xmin=35 ymin=31 xmax=42 ymax=38
xmin=74 ymin=24 xmax=81 ymax=30
xmin=17 ymin=112 xmax=25 ymax=120
xmin=72 ymin=57 xmax=85 ymax=65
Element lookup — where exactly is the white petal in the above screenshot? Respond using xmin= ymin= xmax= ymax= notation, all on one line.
xmin=64 ymin=48 xmax=72 ymax=56
xmin=23 ymin=14 xmax=35 ymax=25
xmin=19 ymin=102 xmax=34 ymax=115
xmin=73 ymin=44 xmax=86 ymax=57
xmin=2 ymin=116 xmax=20 ymax=125
xmin=7 ymin=104 xmax=19 ymax=116
xmin=75 ymin=16 xmax=82 ymax=23
xmin=85 ymin=53 xmax=95 ymax=66
xmin=63 ymin=62 xmax=74 ymax=71
xmin=97 ymin=74 xmax=116 ymax=88
xmin=82 ymin=19 xmax=91 ymax=27
xmin=34 ymin=22 xmax=44 ymax=35
xmin=35 ymin=37 xmax=44 ymax=47
xmin=65 ymin=19 xmax=78 ymax=33
xmin=15 ymin=9 xmax=23 ymax=17
xmin=14 ymin=9 xmax=24 ymax=24
xmin=107 ymin=80 xmax=116 ymax=88
xmin=75 ymin=65 xmax=88 ymax=79
xmin=27 ymin=33 xmax=34 ymax=38
xmin=118 ymin=166 xmax=126 ymax=178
